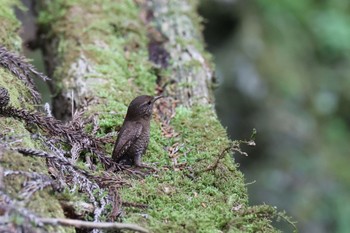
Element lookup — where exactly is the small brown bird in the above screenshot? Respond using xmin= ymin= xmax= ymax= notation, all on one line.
xmin=112 ymin=95 xmax=162 ymax=169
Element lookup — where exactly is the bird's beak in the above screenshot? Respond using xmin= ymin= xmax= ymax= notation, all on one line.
xmin=152 ymin=95 xmax=164 ymax=102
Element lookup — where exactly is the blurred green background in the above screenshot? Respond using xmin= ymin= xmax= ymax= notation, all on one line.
xmin=199 ymin=0 xmax=350 ymax=232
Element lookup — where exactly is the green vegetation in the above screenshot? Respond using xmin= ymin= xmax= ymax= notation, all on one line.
xmin=36 ymin=0 xmax=294 ymax=231
xmin=0 ymin=0 xmax=22 ymax=50
xmin=0 ymin=1 xmax=69 ymax=232
xmin=120 ymin=105 xmax=246 ymax=232
xmin=250 ymin=2 xmax=350 ymax=232
xmin=37 ymin=0 xmax=287 ymax=232
xmin=38 ymin=0 xmax=156 ymax=100
xmin=200 ymin=0 xmax=350 ymax=232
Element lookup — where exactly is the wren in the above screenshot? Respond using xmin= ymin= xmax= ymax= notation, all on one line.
xmin=112 ymin=95 xmax=162 ymax=169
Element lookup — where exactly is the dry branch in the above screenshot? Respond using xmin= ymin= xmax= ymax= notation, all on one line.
xmin=39 ymin=218 xmax=149 ymax=233
xmin=0 ymin=190 xmax=148 ymax=233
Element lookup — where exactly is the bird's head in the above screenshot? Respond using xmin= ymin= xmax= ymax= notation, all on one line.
xmin=125 ymin=95 xmax=163 ymax=121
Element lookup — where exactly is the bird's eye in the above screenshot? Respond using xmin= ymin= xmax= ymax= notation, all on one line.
xmin=147 ymin=101 xmax=152 ymax=105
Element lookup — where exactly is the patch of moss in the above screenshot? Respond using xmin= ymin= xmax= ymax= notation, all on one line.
xmin=38 ymin=0 xmax=156 ymax=101
xmin=36 ymin=0 xmax=289 ymax=232
xmin=0 ymin=0 xmax=22 ymax=50
xmin=117 ymin=105 xmax=246 ymax=232
xmin=37 ymin=0 xmax=73 ymax=27
xmin=118 ymin=105 xmax=288 ymax=232
xmin=0 ymin=2 xmax=43 ymax=108
xmin=0 ymin=115 xmax=70 ymax=232
xmin=0 ymin=69 xmax=34 ymax=109
xmin=0 ymin=2 xmax=71 ymax=231
xmin=1 ymin=145 xmax=71 ymax=233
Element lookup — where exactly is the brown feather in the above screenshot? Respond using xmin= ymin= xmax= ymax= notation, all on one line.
xmin=112 ymin=121 xmax=143 ymax=162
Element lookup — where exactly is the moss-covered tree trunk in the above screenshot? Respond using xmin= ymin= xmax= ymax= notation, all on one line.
xmin=0 ymin=0 xmax=291 ymax=232
xmin=0 ymin=1 xmax=72 ymax=232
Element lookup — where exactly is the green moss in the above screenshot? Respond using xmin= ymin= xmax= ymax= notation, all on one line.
xmin=39 ymin=0 xmax=157 ymax=137
xmin=37 ymin=0 xmax=73 ymax=27
xmin=0 ymin=69 xmax=33 ymax=108
xmin=117 ymin=105 xmax=287 ymax=232
xmin=39 ymin=0 xmax=156 ymax=100
xmin=1 ymin=149 xmax=71 ymax=233
xmin=0 ymin=2 xmax=30 ymax=105
xmin=36 ymin=0 xmax=287 ymax=232
xmin=38 ymin=0 xmax=159 ymax=140
xmin=0 ymin=0 xmax=22 ymax=50
xmin=0 ymin=1 xmax=71 ymax=231
xmin=0 ymin=117 xmax=70 ymax=233
xmin=117 ymin=105 xmax=249 ymax=232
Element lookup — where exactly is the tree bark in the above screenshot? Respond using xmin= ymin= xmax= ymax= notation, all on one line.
xmin=148 ymin=0 xmax=214 ymax=106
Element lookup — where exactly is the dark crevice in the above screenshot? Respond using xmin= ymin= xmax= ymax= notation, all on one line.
xmin=15 ymin=0 xmax=52 ymax=106
xmin=198 ymin=1 xmax=241 ymax=52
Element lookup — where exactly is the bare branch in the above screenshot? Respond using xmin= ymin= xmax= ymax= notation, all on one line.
xmin=39 ymin=217 xmax=149 ymax=233
xmin=0 ymin=190 xmax=148 ymax=233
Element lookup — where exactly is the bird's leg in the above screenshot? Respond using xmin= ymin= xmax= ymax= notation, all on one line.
xmin=134 ymin=154 xmax=159 ymax=172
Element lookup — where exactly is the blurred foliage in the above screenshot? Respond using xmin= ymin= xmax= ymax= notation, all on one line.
xmin=199 ymin=0 xmax=350 ymax=232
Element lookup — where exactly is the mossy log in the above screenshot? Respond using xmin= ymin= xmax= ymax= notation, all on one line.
xmin=0 ymin=1 xmax=72 ymax=232
xmin=0 ymin=0 xmax=288 ymax=232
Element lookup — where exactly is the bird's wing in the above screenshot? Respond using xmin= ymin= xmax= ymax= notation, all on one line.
xmin=112 ymin=121 xmax=143 ymax=162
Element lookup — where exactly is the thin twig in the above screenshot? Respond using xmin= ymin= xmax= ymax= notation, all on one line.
xmin=38 ymin=218 xmax=149 ymax=233
xmin=200 ymin=146 xmax=232 ymax=173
